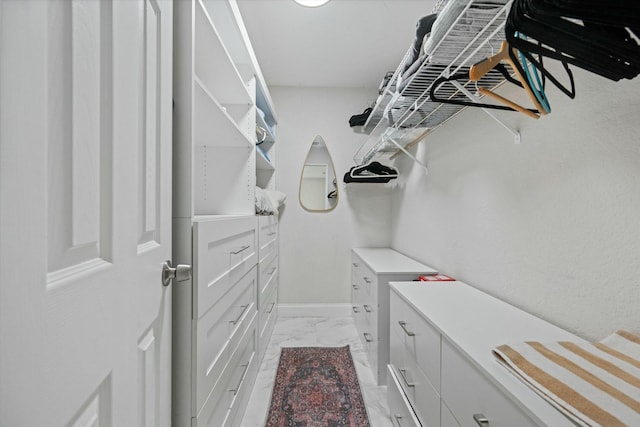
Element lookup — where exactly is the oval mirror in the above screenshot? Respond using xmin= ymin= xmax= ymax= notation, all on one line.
xmin=299 ymin=135 xmax=338 ymax=212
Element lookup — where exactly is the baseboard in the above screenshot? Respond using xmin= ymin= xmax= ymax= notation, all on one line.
xmin=277 ymin=303 xmax=352 ymax=318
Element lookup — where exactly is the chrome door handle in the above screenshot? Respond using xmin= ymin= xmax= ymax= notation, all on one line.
xmin=363 ymin=332 xmax=374 ymax=343
xmin=363 ymin=304 xmax=372 ymax=313
xmin=398 ymin=321 xmax=415 ymax=336
xmin=363 ymin=277 xmax=372 ymax=284
xmin=230 ymin=304 xmax=249 ymax=325
xmin=398 ymin=368 xmax=415 ymax=388
xmin=161 ymin=260 xmax=191 ymax=287
xmin=473 ymin=414 xmax=490 ymax=426
xmin=230 ymin=245 xmax=250 ymax=255
xmin=229 ymin=363 xmax=250 ymax=395
xmin=352 ymin=306 xmax=360 ymax=313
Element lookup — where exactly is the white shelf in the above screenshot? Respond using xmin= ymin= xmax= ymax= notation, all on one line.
xmin=194 ymin=0 xmax=253 ymax=107
xmin=255 ymin=147 xmax=274 ymax=171
xmin=193 ymin=77 xmax=253 ymax=148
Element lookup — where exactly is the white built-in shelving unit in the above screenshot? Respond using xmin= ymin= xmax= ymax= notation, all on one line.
xmin=172 ymin=1 xmax=278 ymax=426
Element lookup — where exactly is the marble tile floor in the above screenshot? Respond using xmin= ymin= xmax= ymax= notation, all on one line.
xmin=239 ymin=315 xmax=393 ymax=427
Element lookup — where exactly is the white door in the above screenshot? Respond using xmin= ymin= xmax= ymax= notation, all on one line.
xmin=0 ymin=1 xmax=173 ymax=425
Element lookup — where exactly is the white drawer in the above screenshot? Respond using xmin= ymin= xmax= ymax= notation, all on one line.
xmin=392 ymin=362 xmax=440 ymax=427
xmin=194 ymin=266 xmax=257 ymax=412
xmin=257 ymin=215 xmax=277 ymax=261
xmin=197 ymin=311 xmax=257 ymax=427
xmin=391 ymin=290 xmax=441 ymax=391
xmin=387 ymin=365 xmax=421 ymax=427
xmin=193 ymin=216 xmax=257 ymax=317
xmin=258 ymin=250 xmax=278 ymax=305
xmin=441 ymin=339 xmax=538 ymax=427
xmin=258 ymin=287 xmax=277 ymax=359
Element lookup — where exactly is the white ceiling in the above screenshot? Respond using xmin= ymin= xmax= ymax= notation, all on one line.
xmin=236 ymin=0 xmax=438 ymax=88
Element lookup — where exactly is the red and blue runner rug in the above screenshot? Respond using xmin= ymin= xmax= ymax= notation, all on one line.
xmin=265 ymin=345 xmax=370 ymax=427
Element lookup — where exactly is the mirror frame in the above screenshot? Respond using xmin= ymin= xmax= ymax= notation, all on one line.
xmin=298 ymin=135 xmax=338 ymax=213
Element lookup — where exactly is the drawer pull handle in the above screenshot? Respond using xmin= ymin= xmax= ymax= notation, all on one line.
xmin=363 ymin=332 xmax=374 ymax=343
xmin=230 ymin=245 xmax=250 ymax=255
xmin=363 ymin=277 xmax=372 ymax=284
xmin=398 ymin=321 xmax=415 ymax=337
xmin=352 ymin=306 xmax=360 ymax=313
xmin=267 ymin=302 xmax=275 ymax=314
xmin=352 ymin=262 xmax=359 ymax=267
xmin=230 ymin=304 xmax=249 ymax=325
xmin=267 ymin=231 xmax=276 ymax=236
xmin=398 ymin=368 xmax=415 ymax=388
xmin=363 ymin=304 xmax=373 ymax=313
xmin=268 ymin=266 xmax=277 ymax=275
xmin=473 ymin=414 xmax=490 ymax=426
xmin=352 ymin=284 xmax=359 ymax=290
xmin=229 ymin=362 xmax=250 ymax=395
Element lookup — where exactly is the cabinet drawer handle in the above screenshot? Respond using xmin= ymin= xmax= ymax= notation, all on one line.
xmin=229 ymin=362 xmax=250 ymax=395
xmin=267 ymin=302 xmax=275 ymax=314
xmin=352 ymin=262 xmax=359 ymax=267
xmin=268 ymin=266 xmax=276 ymax=275
xmin=398 ymin=368 xmax=415 ymax=388
xmin=352 ymin=284 xmax=359 ymax=290
xmin=398 ymin=321 xmax=415 ymax=337
xmin=363 ymin=277 xmax=372 ymax=284
xmin=352 ymin=306 xmax=360 ymax=313
xmin=230 ymin=245 xmax=250 ymax=255
xmin=230 ymin=304 xmax=249 ymax=325
xmin=363 ymin=304 xmax=373 ymax=313
xmin=363 ymin=332 xmax=374 ymax=343
xmin=473 ymin=414 xmax=490 ymax=426
xmin=267 ymin=231 xmax=276 ymax=236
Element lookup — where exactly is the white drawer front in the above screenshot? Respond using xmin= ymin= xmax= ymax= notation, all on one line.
xmin=391 ymin=291 xmax=441 ymax=391
xmin=258 ymin=287 xmax=277 ymax=351
xmin=257 ymin=215 xmax=278 ymax=262
xmin=197 ymin=312 xmax=257 ymax=427
xmin=392 ymin=362 xmax=440 ymax=427
xmin=258 ymin=250 xmax=278 ymax=305
xmin=195 ymin=267 xmax=257 ymax=412
xmin=441 ymin=339 xmax=538 ymax=427
xmin=193 ymin=216 xmax=257 ymax=318
xmin=387 ymin=365 xmax=421 ymax=427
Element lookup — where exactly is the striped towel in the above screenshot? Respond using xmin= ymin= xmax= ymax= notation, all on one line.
xmin=493 ymin=330 xmax=640 ymax=427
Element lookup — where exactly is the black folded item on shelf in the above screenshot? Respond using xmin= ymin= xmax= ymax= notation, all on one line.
xmin=343 ymin=161 xmax=398 ymax=183
xmin=349 ymin=107 xmax=372 ymax=127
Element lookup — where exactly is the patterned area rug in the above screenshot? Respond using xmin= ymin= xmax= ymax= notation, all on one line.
xmin=265 ymin=345 xmax=370 ymax=427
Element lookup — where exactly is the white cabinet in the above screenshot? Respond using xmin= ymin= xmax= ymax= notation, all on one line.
xmin=256 ymin=215 xmax=279 ymax=365
xmin=190 ymin=216 xmax=259 ymax=427
xmin=351 ymin=248 xmax=437 ymax=385
xmin=388 ymin=281 xmax=583 ymax=427
xmin=172 ymin=1 xmax=278 ymax=426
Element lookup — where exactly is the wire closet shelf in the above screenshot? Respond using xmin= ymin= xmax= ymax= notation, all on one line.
xmin=353 ymin=0 xmax=516 ymax=170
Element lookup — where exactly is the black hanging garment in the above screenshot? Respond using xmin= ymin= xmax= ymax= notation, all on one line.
xmin=343 ymin=161 xmax=398 ymax=184
xmin=505 ymin=0 xmax=640 ymax=82
xmin=349 ymin=107 xmax=373 ymax=127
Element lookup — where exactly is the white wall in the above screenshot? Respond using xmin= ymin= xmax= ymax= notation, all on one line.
xmin=388 ymin=67 xmax=640 ymax=341
xmin=272 ymin=86 xmax=392 ymax=304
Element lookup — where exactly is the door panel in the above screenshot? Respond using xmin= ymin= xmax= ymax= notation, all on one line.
xmin=0 ymin=1 xmax=173 ymax=425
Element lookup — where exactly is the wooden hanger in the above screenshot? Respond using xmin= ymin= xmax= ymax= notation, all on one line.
xmin=469 ymin=40 xmax=549 ymax=117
